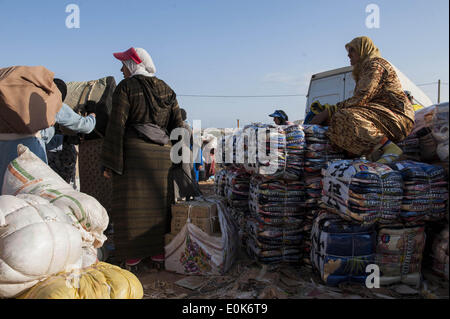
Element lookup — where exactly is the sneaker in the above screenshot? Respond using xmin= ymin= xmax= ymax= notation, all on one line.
xmin=125 ymin=258 xmax=142 ymax=266
xmin=150 ymin=254 xmax=165 ymax=262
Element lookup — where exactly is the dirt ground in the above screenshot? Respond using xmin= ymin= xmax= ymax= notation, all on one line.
xmin=134 ymin=251 xmax=448 ymax=300
xmin=115 ymin=181 xmax=449 ymax=299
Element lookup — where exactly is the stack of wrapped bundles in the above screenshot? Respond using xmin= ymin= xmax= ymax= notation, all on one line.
xmin=246 ymin=175 xmax=307 ymax=264
xmin=222 ymin=129 xmax=243 ymax=169
xmin=214 ymin=169 xmax=228 ymax=196
xmin=388 ymin=161 xmax=448 ymax=223
xmin=397 ymin=133 xmax=421 ymax=161
xmin=310 ymin=211 xmax=377 ymax=286
xmin=321 ymin=160 xmax=404 ymax=226
xmin=244 ymin=124 xmax=305 ymax=180
xmin=375 ymin=224 xmax=426 ymax=287
xmin=223 ymin=168 xmax=251 ymax=247
xmin=431 ymin=226 xmax=449 ymax=280
xmin=303 ymin=125 xmax=345 ymax=263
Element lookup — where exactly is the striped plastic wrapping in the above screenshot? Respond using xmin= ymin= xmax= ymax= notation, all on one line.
xmin=214 ymin=169 xmax=227 ymax=196
xmin=303 ymin=125 xmax=345 ymax=264
xmin=321 ymin=160 xmax=404 ymax=226
xmin=243 ymin=124 xmax=306 ymax=180
xmin=246 ymin=175 xmax=308 ymax=264
xmin=310 ymin=211 xmax=377 ymax=286
xmin=223 ymin=168 xmax=251 ymax=248
xmin=388 ymin=161 xmax=448 ymax=223
xmin=375 ymin=224 xmax=426 ymax=287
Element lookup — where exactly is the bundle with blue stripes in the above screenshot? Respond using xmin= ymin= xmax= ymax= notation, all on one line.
xmin=223 ymin=168 xmax=251 ymax=247
xmin=244 ymin=124 xmax=305 ymax=180
xmin=321 ymin=160 xmax=404 ymax=226
xmin=246 ymin=175 xmax=307 ymax=264
xmin=310 ymin=211 xmax=376 ymax=286
xmin=388 ymin=161 xmax=448 ymax=223
xmin=303 ymin=126 xmax=345 ymax=225
xmin=214 ymin=169 xmax=227 ymax=196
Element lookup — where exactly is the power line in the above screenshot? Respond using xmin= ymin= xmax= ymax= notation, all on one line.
xmin=417 ymin=82 xmax=438 ymax=87
xmin=178 ymin=94 xmax=306 ymax=98
xmin=417 ymin=81 xmax=449 ymax=87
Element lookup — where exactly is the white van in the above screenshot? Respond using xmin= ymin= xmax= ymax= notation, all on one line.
xmin=304 ymin=65 xmax=434 ymax=118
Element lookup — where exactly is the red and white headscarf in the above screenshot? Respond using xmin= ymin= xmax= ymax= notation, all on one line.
xmin=113 ymin=47 xmax=156 ymax=77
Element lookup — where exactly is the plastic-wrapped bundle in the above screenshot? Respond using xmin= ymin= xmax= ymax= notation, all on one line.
xmin=223 ymin=168 xmax=251 ymax=247
xmin=431 ymin=226 xmax=449 ymax=280
xmin=375 ymin=224 xmax=426 ymax=287
xmin=398 ymin=134 xmax=421 ymax=161
xmin=244 ymin=124 xmax=305 ymax=180
xmin=303 ymin=125 xmax=345 ymax=176
xmin=249 ymin=175 xmax=306 ymax=227
xmin=246 ymin=175 xmax=307 ymax=264
xmin=388 ymin=161 xmax=448 ymax=223
xmin=303 ymin=125 xmax=345 ymax=263
xmin=245 ymin=217 xmax=303 ymax=264
xmin=321 ymin=160 xmax=403 ymax=225
xmin=412 ymin=103 xmax=449 ymax=162
xmin=310 ymin=211 xmax=376 ymax=286
xmin=432 ymin=102 xmax=449 ymax=162
xmin=221 ymin=129 xmax=244 ymax=168
xmin=214 ymin=169 xmax=227 ymax=196
xmin=224 ymin=168 xmax=251 ymax=211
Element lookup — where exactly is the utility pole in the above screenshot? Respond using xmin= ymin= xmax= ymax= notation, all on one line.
xmin=438 ymin=79 xmax=441 ymax=104
xmin=237 ymin=119 xmax=240 ymax=128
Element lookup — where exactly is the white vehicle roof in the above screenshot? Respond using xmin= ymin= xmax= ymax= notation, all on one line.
xmin=305 ymin=65 xmax=434 ymax=117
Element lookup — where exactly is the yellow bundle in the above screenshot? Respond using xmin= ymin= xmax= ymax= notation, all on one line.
xmin=17 ymin=262 xmax=143 ymax=299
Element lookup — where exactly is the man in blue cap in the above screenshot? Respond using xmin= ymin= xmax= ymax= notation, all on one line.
xmin=269 ymin=109 xmax=294 ymax=125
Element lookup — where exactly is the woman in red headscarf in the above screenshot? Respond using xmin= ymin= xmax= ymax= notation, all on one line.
xmin=101 ymin=47 xmax=184 ymax=269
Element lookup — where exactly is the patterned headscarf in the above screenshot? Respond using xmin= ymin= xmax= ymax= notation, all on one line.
xmin=345 ymin=36 xmax=381 ymax=82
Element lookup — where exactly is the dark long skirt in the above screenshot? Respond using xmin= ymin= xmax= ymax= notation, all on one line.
xmin=111 ymin=136 xmax=172 ymax=260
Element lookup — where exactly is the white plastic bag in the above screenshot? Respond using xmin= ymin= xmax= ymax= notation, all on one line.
xmin=164 ymin=197 xmax=239 ymax=275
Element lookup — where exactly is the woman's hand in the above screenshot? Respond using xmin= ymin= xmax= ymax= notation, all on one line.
xmin=103 ymin=168 xmax=112 ymax=179
xmin=309 ymin=109 xmax=329 ymax=125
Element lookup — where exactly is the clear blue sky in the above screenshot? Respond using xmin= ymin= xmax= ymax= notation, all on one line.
xmin=0 ymin=0 xmax=448 ymax=128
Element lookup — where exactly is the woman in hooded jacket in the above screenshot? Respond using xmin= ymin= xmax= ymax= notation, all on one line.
xmin=310 ymin=36 xmax=415 ymax=163
xmin=101 ymin=47 xmax=184 ymax=269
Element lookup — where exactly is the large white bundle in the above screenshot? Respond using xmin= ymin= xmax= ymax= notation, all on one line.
xmin=2 ymin=145 xmax=109 ymax=249
xmin=0 ymin=195 xmax=82 ymax=298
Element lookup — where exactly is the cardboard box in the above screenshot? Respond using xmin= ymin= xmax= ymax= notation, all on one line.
xmin=170 ymin=201 xmax=221 ymax=235
xmin=171 ymin=200 xmax=218 ymax=219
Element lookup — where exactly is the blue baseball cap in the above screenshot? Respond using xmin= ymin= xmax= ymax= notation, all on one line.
xmin=269 ymin=110 xmax=288 ymax=121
